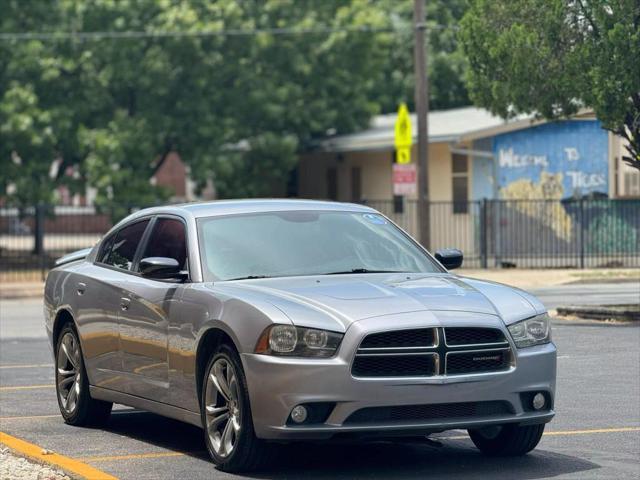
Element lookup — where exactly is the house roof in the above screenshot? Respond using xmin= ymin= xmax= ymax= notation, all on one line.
xmin=318 ymin=106 xmax=595 ymax=153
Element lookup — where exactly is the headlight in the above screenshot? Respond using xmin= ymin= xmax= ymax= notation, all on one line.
xmin=255 ymin=325 xmax=343 ymax=358
xmin=508 ymin=313 xmax=552 ymax=348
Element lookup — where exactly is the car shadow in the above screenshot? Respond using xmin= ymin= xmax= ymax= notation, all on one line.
xmin=104 ymin=410 xmax=600 ymax=479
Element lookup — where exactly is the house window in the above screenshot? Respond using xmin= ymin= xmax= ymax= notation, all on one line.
xmin=351 ymin=167 xmax=362 ymax=202
xmin=326 ymin=167 xmax=338 ymax=200
xmin=615 ymin=154 xmax=640 ymax=198
xmin=624 ymin=169 xmax=640 ymax=196
xmin=452 ymin=153 xmax=468 ymax=214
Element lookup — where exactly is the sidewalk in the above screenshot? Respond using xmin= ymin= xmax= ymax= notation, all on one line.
xmin=1 ymin=269 xmax=638 ymax=300
xmin=456 ymin=268 xmax=640 ymax=289
xmin=0 ymin=282 xmax=43 ymax=300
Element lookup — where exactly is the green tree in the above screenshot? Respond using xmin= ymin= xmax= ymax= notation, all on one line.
xmin=1 ymin=0 xmax=473 ymax=207
xmin=459 ymin=0 xmax=640 ymax=170
xmin=0 ymin=0 xmax=393 ymax=206
xmin=370 ymin=0 xmax=469 ymax=113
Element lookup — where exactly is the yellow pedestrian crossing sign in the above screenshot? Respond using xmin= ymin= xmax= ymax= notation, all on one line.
xmin=397 ymin=147 xmax=411 ymax=164
xmin=394 ymin=103 xmax=412 ymax=164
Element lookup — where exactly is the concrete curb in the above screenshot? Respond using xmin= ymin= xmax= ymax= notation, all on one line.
xmin=556 ymin=305 xmax=639 ymax=322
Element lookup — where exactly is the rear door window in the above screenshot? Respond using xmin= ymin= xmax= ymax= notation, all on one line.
xmin=102 ymin=219 xmax=150 ymax=271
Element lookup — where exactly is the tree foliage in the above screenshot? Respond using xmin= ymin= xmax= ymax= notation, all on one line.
xmin=371 ymin=0 xmax=469 ymax=113
xmin=1 ymin=0 xmax=471 ymax=207
xmin=460 ymin=0 xmax=640 ymax=170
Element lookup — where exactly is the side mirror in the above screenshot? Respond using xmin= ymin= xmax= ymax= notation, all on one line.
xmin=139 ymin=257 xmax=187 ymax=280
xmin=435 ymin=248 xmax=463 ymax=270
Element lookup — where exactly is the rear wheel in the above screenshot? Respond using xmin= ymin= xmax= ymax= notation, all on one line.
xmin=468 ymin=423 xmax=545 ymax=456
xmin=201 ymin=344 xmax=270 ymax=472
xmin=55 ymin=324 xmax=112 ymax=426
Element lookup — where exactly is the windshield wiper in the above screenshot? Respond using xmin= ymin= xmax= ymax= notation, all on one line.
xmin=325 ymin=268 xmax=406 ymax=275
xmin=226 ymin=275 xmax=271 ymax=281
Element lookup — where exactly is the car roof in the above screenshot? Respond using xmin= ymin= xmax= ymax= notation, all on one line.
xmin=133 ymin=199 xmax=376 ymax=220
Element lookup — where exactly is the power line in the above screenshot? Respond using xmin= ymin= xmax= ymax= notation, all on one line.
xmin=0 ymin=24 xmax=458 ymax=42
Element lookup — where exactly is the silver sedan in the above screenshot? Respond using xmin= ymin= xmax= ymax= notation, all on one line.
xmin=44 ymin=199 xmax=556 ymax=472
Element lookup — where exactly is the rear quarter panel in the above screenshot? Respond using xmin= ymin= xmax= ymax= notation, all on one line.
xmin=45 ymin=261 xmax=123 ymax=386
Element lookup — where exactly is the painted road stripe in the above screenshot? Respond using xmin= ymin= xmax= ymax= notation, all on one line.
xmin=0 ymin=364 xmax=53 ymax=369
xmin=442 ymin=426 xmax=640 ymax=440
xmin=81 ymin=427 xmax=640 ymax=463
xmin=82 ymin=451 xmax=199 ymax=462
xmin=0 ymin=431 xmax=117 ymax=480
xmin=0 ymin=414 xmax=60 ymax=421
xmin=0 ymin=384 xmax=54 ymax=391
xmin=0 ymin=410 xmax=145 ymax=422
xmin=544 ymin=427 xmax=640 ymax=436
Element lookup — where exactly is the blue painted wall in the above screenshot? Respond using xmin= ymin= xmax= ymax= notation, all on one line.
xmin=491 ymin=120 xmax=609 ymax=198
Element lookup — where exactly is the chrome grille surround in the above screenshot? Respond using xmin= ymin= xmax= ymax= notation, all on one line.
xmin=351 ymin=327 xmax=513 ymax=378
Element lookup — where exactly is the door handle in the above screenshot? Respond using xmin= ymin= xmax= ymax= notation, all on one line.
xmin=77 ymin=282 xmax=86 ymax=295
xmin=120 ymin=297 xmax=131 ymax=311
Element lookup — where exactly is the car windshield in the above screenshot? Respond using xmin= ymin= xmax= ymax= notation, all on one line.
xmin=197 ymin=210 xmax=442 ymax=281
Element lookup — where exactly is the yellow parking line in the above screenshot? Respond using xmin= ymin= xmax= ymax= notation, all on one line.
xmin=0 ymin=384 xmax=54 ymax=391
xmin=0 ymin=414 xmax=60 ymax=421
xmin=83 ymin=426 xmax=640 ymax=463
xmin=442 ymin=426 xmax=640 ymax=440
xmin=82 ymin=451 xmax=192 ymax=462
xmin=0 ymin=364 xmax=53 ymax=369
xmin=544 ymin=427 xmax=640 ymax=436
xmin=0 ymin=431 xmax=117 ymax=480
xmin=0 ymin=410 xmax=145 ymax=422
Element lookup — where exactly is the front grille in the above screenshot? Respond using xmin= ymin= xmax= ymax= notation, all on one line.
xmin=352 ymin=354 xmax=437 ymax=377
xmin=447 ymin=349 xmax=511 ymax=374
xmin=352 ymin=327 xmax=512 ymax=378
xmin=344 ymin=401 xmax=513 ymax=425
xmin=359 ymin=328 xmax=436 ymax=349
xmin=444 ymin=327 xmax=506 ymax=346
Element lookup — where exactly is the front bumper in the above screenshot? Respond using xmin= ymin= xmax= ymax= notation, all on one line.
xmin=242 ymin=314 xmax=556 ymax=440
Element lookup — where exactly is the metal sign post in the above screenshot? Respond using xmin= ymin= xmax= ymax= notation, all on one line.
xmin=414 ymin=0 xmax=430 ymax=249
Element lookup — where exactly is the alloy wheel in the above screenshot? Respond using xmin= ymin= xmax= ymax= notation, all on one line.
xmin=204 ymin=357 xmax=242 ymax=458
xmin=56 ymin=332 xmax=82 ymax=414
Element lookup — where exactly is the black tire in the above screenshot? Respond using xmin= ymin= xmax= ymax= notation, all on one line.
xmin=469 ymin=423 xmax=545 ymax=456
xmin=55 ymin=323 xmax=112 ymax=426
xmin=201 ymin=344 xmax=271 ymax=472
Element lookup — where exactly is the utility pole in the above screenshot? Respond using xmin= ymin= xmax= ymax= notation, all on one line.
xmin=414 ymin=0 xmax=430 ymax=249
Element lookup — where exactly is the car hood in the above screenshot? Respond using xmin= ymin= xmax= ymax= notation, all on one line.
xmin=210 ymin=273 xmax=545 ymax=333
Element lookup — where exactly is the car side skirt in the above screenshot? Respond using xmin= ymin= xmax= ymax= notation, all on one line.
xmin=90 ymin=386 xmax=202 ymax=428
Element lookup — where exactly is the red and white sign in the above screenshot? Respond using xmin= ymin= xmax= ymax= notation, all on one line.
xmin=392 ymin=163 xmax=417 ymax=196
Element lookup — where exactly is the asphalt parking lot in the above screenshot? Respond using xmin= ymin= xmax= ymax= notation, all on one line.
xmin=1 ymin=289 xmax=639 ymax=480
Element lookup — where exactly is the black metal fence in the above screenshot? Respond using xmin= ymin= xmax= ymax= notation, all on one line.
xmin=0 ymin=205 xmax=134 ymax=282
xmin=366 ymin=198 xmax=640 ymax=269
xmin=1 ymin=199 xmax=639 ymax=282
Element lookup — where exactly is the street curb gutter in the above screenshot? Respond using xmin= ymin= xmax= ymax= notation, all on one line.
xmin=556 ymin=305 xmax=640 ymax=322
xmin=0 ymin=431 xmax=117 ymax=480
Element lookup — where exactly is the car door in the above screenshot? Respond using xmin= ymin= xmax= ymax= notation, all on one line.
xmin=118 ymin=216 xmax=189 ymax=403
xmin=85 ymin=218 xmax=152 ymax=392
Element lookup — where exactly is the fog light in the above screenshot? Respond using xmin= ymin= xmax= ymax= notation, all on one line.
xmin=532 ymin=393 xmax=546 ymax=410
xmin=290 ymin=405 xmax=308 ymax=424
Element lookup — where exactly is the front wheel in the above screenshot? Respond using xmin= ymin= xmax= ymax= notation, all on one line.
xmin=55 ymin=324 xmax=112 ymax=426
xmin=201 ymin=344 xmax=270 ymax=472
xmin=468 ymin=423 xmax=545 ymax=456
